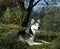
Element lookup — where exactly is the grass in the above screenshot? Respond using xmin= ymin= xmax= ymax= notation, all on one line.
xmin=0 ymin=23 xmax=60 ymax=49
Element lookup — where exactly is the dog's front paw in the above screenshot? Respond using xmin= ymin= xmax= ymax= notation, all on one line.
xmin=44 ymin=42 xmax=50 ymax=44
xmin=40 ymin=40 xmax=50 ymax=44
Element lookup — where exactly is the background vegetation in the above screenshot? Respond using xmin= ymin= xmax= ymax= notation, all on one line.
xmin=0 ymin=0 xmax=60 ymax=49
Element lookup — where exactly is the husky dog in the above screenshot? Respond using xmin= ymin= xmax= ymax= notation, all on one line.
xmin=8 ymin=19 xmax=50 ymax=46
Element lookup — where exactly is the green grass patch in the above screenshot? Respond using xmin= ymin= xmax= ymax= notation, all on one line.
xmin=0 ymin=24 xmax=60 ymax=49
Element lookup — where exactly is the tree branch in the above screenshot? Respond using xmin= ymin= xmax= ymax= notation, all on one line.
xmin=27 ymin=0 xmax=41 ymax=11
xmin=32 ymin=0 xmax=41 ymax=7
xmin=44 ymin=0 xmax=49 ymax=5
xmin=22 ymin=0 xmax=41 ymax=27
xmin=27 ymin=0 xmax=34 ymax=11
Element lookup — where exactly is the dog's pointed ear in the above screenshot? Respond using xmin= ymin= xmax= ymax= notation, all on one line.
xmin=31 ymin=19 xmax=35 ymax=24
xmin=37 ymin=19 xmax=40 ymax=23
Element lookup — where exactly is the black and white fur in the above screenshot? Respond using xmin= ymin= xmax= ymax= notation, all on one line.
xmin=8 ymin=19 xmax=50 ymax=46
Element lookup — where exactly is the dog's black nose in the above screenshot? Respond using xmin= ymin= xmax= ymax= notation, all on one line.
xmin=38 ymin=27 xmax=40 ymax=30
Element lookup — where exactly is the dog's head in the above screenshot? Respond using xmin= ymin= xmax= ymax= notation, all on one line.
xmin=30 ymin=19 xmax=41 ymax=35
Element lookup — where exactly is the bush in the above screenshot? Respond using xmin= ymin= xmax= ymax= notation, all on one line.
xmin=41 ymin=7 xmax=60 ymax=32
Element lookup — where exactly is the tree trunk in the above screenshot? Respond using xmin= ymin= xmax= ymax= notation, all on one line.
xmin=21 ymin=0 xmax=41 ymax=27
